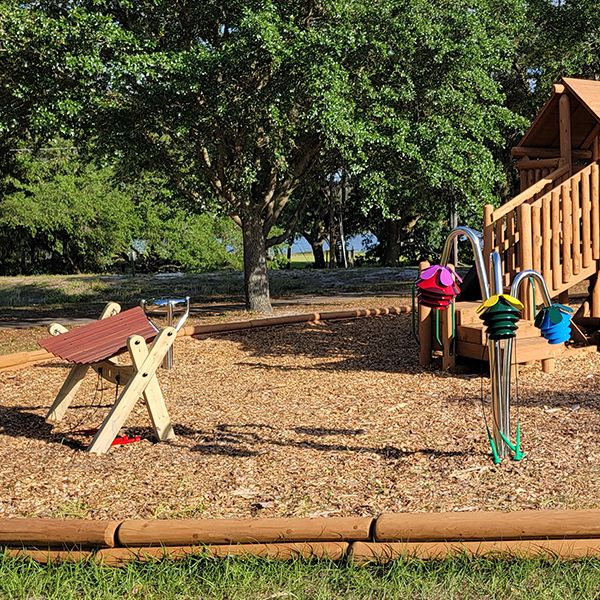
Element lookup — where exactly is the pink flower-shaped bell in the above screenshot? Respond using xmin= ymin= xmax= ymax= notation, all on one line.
xmin=416 ymin=264 xmax=462 ymax=309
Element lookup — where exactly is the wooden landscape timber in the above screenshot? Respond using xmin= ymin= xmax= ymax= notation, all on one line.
xmin=95 ymin=542 xmax=350 ymax=566
xmin=350 ymin=539 xmax=600 ymax=564
xmin=0 ymin=305 xmax=412 ymax=373
xmin=0 ymin=519 xmax=119 ymax=548
xmin=374 ymin=509 xmax=600 ymax=541
xmin=5 ymin=511 xmax=600 ymax=565
xmin=116 ymin=516 xmax=373 ymax=546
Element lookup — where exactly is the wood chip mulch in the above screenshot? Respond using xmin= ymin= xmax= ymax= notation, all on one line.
xmin=0 ymin=299 xmax=599 ymax=519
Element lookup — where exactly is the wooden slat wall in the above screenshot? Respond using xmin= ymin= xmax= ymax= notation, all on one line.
xmin=484 ymin=162 xmax=597 ymax=299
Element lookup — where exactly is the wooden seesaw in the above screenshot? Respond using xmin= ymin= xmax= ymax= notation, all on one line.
xmin=39 ymin=300 xmax=188 ymax=454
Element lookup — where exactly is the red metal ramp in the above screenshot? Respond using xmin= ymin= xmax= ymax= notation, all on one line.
xmin=39 ymin=307 xmax=156 ymax=364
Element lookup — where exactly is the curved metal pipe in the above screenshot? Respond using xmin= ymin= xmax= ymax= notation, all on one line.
xmin=510 ymin=270 xmax=552 ymax=307
xmin=440 ymin=227 xmax=490 ymax=300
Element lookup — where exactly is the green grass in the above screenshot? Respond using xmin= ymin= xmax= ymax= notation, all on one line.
xmin=0 ymin=267 xmax=414 ymax=311
xmin=1 ymin=554 xmax=600 ymax=600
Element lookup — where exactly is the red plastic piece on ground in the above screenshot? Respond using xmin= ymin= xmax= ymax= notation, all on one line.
xmin=73 ymin=429 xmax=142 ymax=446
xmin=111 ymin=435 xmax=142 ymax=446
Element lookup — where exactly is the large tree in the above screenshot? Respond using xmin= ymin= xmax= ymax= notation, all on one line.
xmin=1 ymin=0 xmax=528 ymax=302
xmin=1 ymin=1 xmax=401 ymax=310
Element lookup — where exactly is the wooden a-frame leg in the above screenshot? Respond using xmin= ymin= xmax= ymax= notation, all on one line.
xmin=129 ymin=336 xmax=176 ymax=442
xmin=45 ymin=364 xmax=89 ymax=423
xmin=87 ymin=328 xmax=177 ymax=454
xmin=45 ymin=302 xmax=121 ymax=424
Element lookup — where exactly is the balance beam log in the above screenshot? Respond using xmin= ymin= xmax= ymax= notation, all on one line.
xmin=0 ymin=349 xmax=54 ymax=372
xmin=375 ymin=510 xmax=600 ymax=542
xmin=117 ymin=517 xmax=373 ymax=547
xmin=96 ymin=542 xmax=349 ymax=566
xmin=350 ymin=539 xmax=600 ymax=564
xmin=0 ymin=519 xmax=120 ymax=548
xmin=180 ymin=306 xmax=410 ymax=338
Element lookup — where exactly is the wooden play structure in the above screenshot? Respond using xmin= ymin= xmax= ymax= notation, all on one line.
xmin=40 ymin=302 xmax=178 ymax=454
xmin=420 ymin=77 xmax=600 ymax=371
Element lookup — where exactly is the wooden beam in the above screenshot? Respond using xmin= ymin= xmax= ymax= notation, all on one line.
xmin=559 ymin=94 xmax=572 ymax=169
xmin=581 ymin=123 xmax=600 ymax=150
xmin=117 ymin=517 xmax=373 ymax=546
xmin=511 ymin=147 xmax=591 ymax=160
xmin=351 ymin=539 xmax=600 ymax=563
xmin=553 ymin=83 xmax=565 ymax=94
xmin=516 ymin=158 xmax=560 ymax=170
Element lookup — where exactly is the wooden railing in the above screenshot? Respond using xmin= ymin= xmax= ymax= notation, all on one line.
xmin=483 ymin=162 xmax=599 ymax=295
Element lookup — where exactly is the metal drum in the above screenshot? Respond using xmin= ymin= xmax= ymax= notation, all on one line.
xmin=140 ymin=297 xmax=190 ymax=369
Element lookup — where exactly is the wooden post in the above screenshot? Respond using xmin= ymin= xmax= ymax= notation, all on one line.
xmin=559 ymin=93 xmax=572 ymax=173
xmin=551 ymin=188 xmax=561 ymax=292
xmin=483 ymin=204 xmax=493 ymax=261
xmin=592 ymin=273 xmax=600 ymax=318
xmin=518 ymin=204 xmax=533 ymax=319
xmin=418 ymin=261 xmax=432 ymax=366
xmin=572 ymin=173 xmax=581 ymax=275
xmin=542 ymin=358 xmax=555 ymax=374
xmin=495 ymin=218 xmax=505 ymax=283
xmin=542 ymin=195 xmax=552 ymax=285
xmin=562 ymin=181 xmax=573 ymax=283
xmin=440 ymin=306 xmax=456 ymax=371
xmin=592 ymin=162 xmax=600 ymax=260
xmin=506 ymin=211 xmax=516 ymax=287
xmin=582 ymin=169 xmax=592 ymax=268
xmin=532 ymin=204 xmax=542 ymax=272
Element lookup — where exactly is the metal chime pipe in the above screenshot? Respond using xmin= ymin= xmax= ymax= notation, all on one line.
xmin=440 ymin=228 xmax=515 ymax=459
xmin=496 ymin=270 xmax=554 ymax=458
xmin=440 ymin=227 xmax=490 ymax=300
xmin=489 ymin=252 xmax=509 ymax=458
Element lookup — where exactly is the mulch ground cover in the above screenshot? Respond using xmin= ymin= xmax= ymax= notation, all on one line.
xmin=0 ymin=297 xmax=599 ymax=519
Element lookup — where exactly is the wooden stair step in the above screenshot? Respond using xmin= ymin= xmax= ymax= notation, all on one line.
xmin=457 ymin=322 xmax=541 ymax=345
xmin=455 ymin=302 xmax=482 ymax=325
xmin=456 ymin=337 xmax=565 ymax=363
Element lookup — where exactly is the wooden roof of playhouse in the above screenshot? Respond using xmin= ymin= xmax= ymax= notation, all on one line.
xmin=515 ymin=77 xmax=600 ymax=155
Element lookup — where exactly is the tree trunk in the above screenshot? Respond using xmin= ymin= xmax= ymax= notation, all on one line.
xmin=311 ymin=242 xmax=326 ymax=268
xmin=241 ymin=208 xmax=272 ymax=313
xmin=381 ymin=219 xmax=402 ymax=266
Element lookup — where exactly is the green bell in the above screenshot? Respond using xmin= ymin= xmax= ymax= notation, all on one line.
xmin=478 ymin=295 xmax=522 ymax=340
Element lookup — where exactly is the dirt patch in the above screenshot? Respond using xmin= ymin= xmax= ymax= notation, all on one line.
xmin=0 ymin=306 xmax=599 ymax=519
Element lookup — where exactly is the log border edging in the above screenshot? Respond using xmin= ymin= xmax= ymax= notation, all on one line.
xmin=4 ymin=510 xmax=600 ymax=565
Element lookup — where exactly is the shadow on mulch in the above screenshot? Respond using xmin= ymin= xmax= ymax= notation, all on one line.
xmin=183 ymin=423 xmax=469 ymax=461
xmin=0 ymin=408 xmax=473 ymax=459
xmin=0 ymin=405 xmax=87 ymax=450
xmin=213 ymin=315 xmax=422 ymax=374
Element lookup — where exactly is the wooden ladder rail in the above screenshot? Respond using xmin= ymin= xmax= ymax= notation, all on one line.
xmin=483 ymin=161 xmax=600 ymax=315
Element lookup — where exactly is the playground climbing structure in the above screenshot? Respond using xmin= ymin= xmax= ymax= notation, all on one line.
xmin=420 ymin=77 xmax=600 ymax=372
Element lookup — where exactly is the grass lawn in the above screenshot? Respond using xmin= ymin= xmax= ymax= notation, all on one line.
xmin=0 ymin=266 xmax=414 ymax=311
xmin=2 ymin=554 xmax=600 ymax=600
